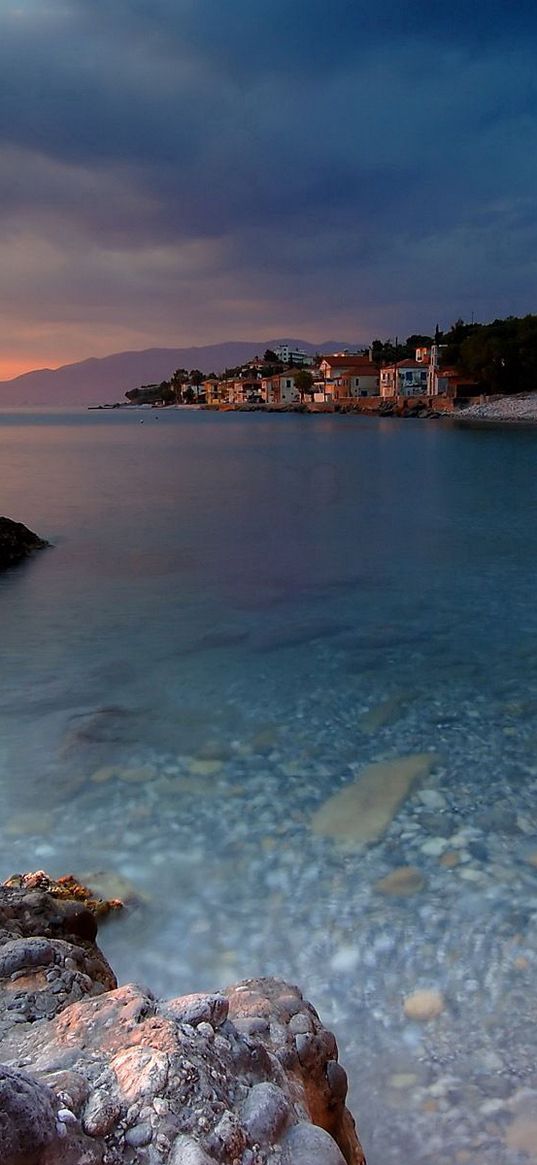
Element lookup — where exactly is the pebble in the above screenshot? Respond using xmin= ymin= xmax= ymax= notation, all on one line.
xmin=417 ymin=790 xmax=448 ymax=810
xmin=330 ymin=946 xmax=361 ymax=973
xmin=420 ymin=838 xmax=447 ymax=857
xmin=281 ymin=1122 xmax=347 ymax=1163
xmin=187 ymin=758 xmax=223 ymax=776
xmin=241 ymin=1081 xmax=289 ymax=1143
xmin=505 ymin=1114 xmax=537 ymax=1153
xmin=389 ymin=1073 xmax=418 ymax=1090
xmin=124 ymin=1121 xmax=153 ymax=1147
xmin=6 ymin=811 xmax=53 ymax=836
xmin=439 ymin=850 xmax=460 ymax=868
xmin=374 ymin=866 xmax=425 ymax=896
xmin=458 ymin=868 xmax=486 ymax=883
xmin=403 ymin=990 xmax=445 ymax=1022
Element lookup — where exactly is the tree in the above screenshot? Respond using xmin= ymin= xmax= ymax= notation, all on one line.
xmin=189 ymin=369 xmax=204 ymax=402
xmin=171 ymin=368 xmax=188 ymax=403
xmin=294 ymin=369 xmax=314 ymax=403
xmin=158 ymin=380 xmax=174 ymax=403
xmin=264 ymin=348 xmax=278 ymax=363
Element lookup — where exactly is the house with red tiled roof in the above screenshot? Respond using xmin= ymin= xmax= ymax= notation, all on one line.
xmin=379 ymin=359 xmax=428 ymax=398
xmin=318 ymin=355 xmax=379 ymax=400
xmin=261 ymin=371 xmax=304 ymax=404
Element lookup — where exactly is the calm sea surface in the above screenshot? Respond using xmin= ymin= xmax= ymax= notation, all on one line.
xmin=1 ymin=408 xmax=537 ymax=1164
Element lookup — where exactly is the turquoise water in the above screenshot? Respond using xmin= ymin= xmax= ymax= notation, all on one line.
xmin=1 ymin=408 xmax=537 ymax=1164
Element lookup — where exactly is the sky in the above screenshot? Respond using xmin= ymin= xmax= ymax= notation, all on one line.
xmin=1 ymin=0 xmax=537 ymax=378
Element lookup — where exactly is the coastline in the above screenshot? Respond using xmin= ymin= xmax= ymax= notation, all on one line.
xmin=88 ymin=392 xmax=537 ymax=424
xmin=454 ymin=392 xmax=537 ymax=424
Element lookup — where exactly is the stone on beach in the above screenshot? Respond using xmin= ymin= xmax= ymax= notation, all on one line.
xmin=311 ymin=753 xmax=438 ymax=846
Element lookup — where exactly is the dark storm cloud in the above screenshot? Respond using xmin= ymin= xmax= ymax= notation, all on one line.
xmin=1 ymin=0 xmax=537 ymax=370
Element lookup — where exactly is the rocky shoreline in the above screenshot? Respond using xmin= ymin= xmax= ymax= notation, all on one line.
xmin=0 ymin=872 xmax=364 ymax=1165
xmin=457 ymin=392 xmax=537 ymax=422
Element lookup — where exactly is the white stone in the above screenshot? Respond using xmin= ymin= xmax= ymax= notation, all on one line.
xmin=417 ymin=790 xmax=448 ymax=810
xmin=420 ymin=838 xmax=447 ymax=856
xmin=458 ymin=868 xmax=486 ymax=882
xmin=330 ymin=946 xmax=361 ymax=973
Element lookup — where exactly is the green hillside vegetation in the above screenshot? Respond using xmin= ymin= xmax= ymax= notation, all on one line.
xmin=124 ymin=314 xmax=537 ymax=404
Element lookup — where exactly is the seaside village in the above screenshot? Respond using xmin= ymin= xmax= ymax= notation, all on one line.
xmin=128 ymin=341 xmax=481 ymax=411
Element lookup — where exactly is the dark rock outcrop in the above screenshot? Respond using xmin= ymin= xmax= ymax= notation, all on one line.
xmin=0 ymin=517 xmax=49 ymax=571
xmin=0 ymin=873 xmax=365 ymax=1165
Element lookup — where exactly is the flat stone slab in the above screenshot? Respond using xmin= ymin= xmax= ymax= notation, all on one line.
xmin=311 ymin=753 xmax=438 ymax=846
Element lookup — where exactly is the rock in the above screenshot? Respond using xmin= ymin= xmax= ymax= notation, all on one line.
xmin=6 ymin=810 xmax=54 ymax=836
xmin=0 ymin=516 xmax=49 ymax=571
xmin=0 ymin=875 xmax=365 ymax=1165
xmin=92 ymin=764 xmax=157 ymax=784
xmin=374 ymin=866 xmax=425 ymax=896
xmin=505 ymin=1114 xmax=537 ymax=1153
xmin=169 ymin=1137 xmax=216 ymax=1164
xmin=167 ymin=992 xmax=229 ymax=1028
xmin=417 ymin=789 xmax=448 ymax=810
xmin=82 ymin=1089 xmax=122 ymax=1136
xmin=420 ymin=837 xmax=447 ymax=857
xmin=250 ymin=725 xmax=280 ymax=754
xmin=358 ymin=694 xmax=404 ymax=733
xmin=187 ymin=758 xmax=223 ymax=776
xmin=403 ymin=989 xmax=445 ymax=1021
xmin=311 ymin=753 xmax=438 ymax=846
xmin=475 ymin=805 xmax=518 ymax=833
xmin=439 ymin=850 xmax=460 ymax=868
xmin=281 ymin=1122 xmax=347 ymax=1164
xmin=196 ymin=740 xmax=233 ymax=761
xmin=389 ymin=1072 xmax=419 ymax=1089
xmin=124 ymin=1120 xmax=153 ymax=1147
xmin=0 ymin=1065 xmax=58 ymax=1161
xmin=78 ymin=869 xmax=144 ymax=909
xmin=242 ymin=1081 xmax=290 ymax=1144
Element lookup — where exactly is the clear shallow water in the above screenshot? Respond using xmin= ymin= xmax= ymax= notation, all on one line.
xmin=1 ymin=409 xmax=537 ymax=1164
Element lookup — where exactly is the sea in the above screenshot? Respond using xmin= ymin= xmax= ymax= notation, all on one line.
xmin=1 ymin=407 xmax=537 ymax=1165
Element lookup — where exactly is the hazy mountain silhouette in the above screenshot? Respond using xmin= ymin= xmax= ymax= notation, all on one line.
xmin=0 ymin=339 xmax=356 ymax=405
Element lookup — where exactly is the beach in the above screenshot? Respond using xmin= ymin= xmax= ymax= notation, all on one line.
xmin=458 ymin=392 xmax=537 ymax=422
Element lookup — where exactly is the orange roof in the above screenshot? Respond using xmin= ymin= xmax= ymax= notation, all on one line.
xmin=320 ymin=355 xmax=377 ymax=368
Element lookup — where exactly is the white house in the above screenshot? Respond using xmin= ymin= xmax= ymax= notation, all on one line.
xmin=379 ymin=359 xmax=428 ymax=398
xmin=318 ymin=355 xmax=379 ymax=399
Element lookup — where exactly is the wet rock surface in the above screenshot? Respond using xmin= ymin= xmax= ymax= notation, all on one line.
xmin=0 ymin=516 xmax=49 ymax=570
xmin=0 ymin=875 xmax=364 ymax=1165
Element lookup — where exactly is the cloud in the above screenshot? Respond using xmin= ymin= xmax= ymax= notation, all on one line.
xmin=0 ymin=0 xmax=536 ymax=372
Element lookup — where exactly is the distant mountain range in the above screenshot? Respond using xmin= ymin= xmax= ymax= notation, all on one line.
xmin=0 ymin=339 xmax=355 ymax=406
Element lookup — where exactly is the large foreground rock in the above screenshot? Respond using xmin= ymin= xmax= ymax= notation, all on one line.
xmin=0 ymin=516 xmax=49 ymax=570
xmin=0 ymin=873 xmax=365 ymax=1164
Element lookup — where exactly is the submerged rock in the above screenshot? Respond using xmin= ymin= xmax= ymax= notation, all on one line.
xmin=374 ymin=866 xmax=425 ymax=896
xmin=311 ymin=753 xmax=438 ymax=847
xmin=0 ymin=516 xmax=49 ymax=570
xmin=0 ymin=873 xmax=365 ymax=1165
